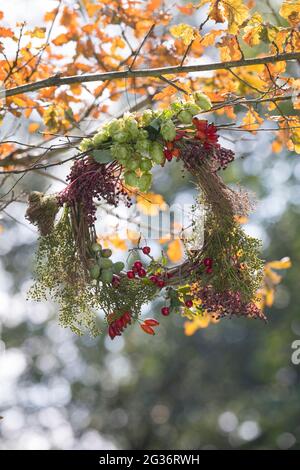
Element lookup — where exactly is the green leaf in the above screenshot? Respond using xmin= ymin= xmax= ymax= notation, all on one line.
xmin=92 ymin=149 xmax=113 ymax=163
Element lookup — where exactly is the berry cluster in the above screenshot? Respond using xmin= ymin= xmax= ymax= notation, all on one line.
xmin=108 ymin=311 xmax=132 ymax=339
xmin=59 ymin=158 xmax=131 ymax=225
xmin=203 ymin=257 xmax=214 ymax=275
xmin=196 ymin=286 xmax=265 ymax=320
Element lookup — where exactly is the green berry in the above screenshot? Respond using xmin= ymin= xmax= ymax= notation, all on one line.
xmin=101 ymin=248 xmax=112 ymax=258
xmin=113 ymin=261 xmax=125 ymax=274
xmin=98 ymin=258 xmax=113 ymax=269
xmin=100 ymin=269 xmax=114 ymax=283
xmin=89 ymin=264 xmax=100 ymax=280
xmin=91 ymin=242 xmax=102 ymax=252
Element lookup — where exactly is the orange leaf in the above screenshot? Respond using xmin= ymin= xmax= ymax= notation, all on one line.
xmin=0 ymin=27 xmax=14 ymax=38
xmin=53 ymin=33 xmax=70 ymax=46
xmin=28 ymin=123 xmax=40 ymax=133
xmin=167 ymin=239 xmax=183 ymax=263
xmin=241 ymin=107 xmax=263 ymax=132
xmin=177 ymin=3 xmax=194 ymax=15
xmin=44 ymin=8 xmax=58 ymax=22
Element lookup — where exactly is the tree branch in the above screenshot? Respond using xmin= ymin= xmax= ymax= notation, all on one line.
xmin=1 ymin=52 xmax=299 ymax=99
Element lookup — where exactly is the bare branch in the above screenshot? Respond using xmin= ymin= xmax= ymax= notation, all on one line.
xmin=1 ymin=52 xmax=299 ymax=99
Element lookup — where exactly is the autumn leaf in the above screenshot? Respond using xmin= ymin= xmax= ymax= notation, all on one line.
xmin=208 ymin=0 xmax=249 ymax=34
xmin=268 ymin=257 xmax=292 ymax=270
xmin=137 ymin=193 xmax=167 ymax=216
xmin=242 ymin=13 xmax=264 ymax=46
xmin=241 ymin=107 xmax=264 ymax=132
xmin=153 ymin=85 xmax=177 ymax=101
xmin=53 ymin=33 xmax=70 ymax=46
xmin=177 ymin=3 xmax=195 ymax=15
xmin=28 ymin=123 xmax=40 ymax=133
xmin=217 ymin=34 xmax=242 ymax=61
xmin=200 ymin=29 xmax=223 ymax=47
xmin=279 ymin=0 xmax=300 ymax=26
xmin=167 ymin=239 xmax=184 ymax=263
xmin=170 ymin=23 xmax=198 ymax=45
xmin=25 ymin=27 xmax=46 ymax=39
xmin=0 ymin=27 xmax=14 ymax=38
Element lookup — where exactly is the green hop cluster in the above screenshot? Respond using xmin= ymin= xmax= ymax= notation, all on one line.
xmin=78 ymin=92 xmax=212 ymax=193
xmin=89 ymin=242 xmax=124 ymax=283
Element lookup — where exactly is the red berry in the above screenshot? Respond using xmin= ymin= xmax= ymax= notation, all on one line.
xmin=108 ymin=325 xmax=116 ymax=339
xmin=116 ymin=318 xmax=124 ymax=331
xmin=185 ymin=300 xmax=193 ymax=308
xmin=150 ymin=275 xmax=158 ymax=284
xmin=206 ymin=267 xmax=213 ymax=274
xmin=142 ymin=246 xmax=151 ymax=255
xmin=123 ymin=311 xmax=132 ymax=324
xmin=203 ymin=257 xmax=213 ymax=267
xmin=161 ymin=306 xmax=170 ymax=316
xmin=144 ymin=318 xmax=160 ymax=326
xmin=133 ymin=260 xmax=143 ymax=270
xmin=127 ymin=270 xmax=135 ymax=279
xmin=138 ymin=268 xmax=147 ymax=278
xmin=157 ymin=280 xmax=166 ymax=288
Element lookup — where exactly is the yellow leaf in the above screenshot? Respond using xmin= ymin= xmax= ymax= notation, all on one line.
xmin=241 ymin=107 xmax=264 ymax=132
xmin=279 ymin=0 xmax=300 ymax=26
xmin=268 ymin=257 xmax=292 ymax=270
xmin=136 ymin=193 xmax=167 ymax=216
xmin=265 ymin=287 xmax=274 ymax=307
xmin=26 ymin=27 xmax=46 ymax=39
xmin=184 ymin=314 xmax=213 ymax=335
xmin=242 ymin=13 xmax=264 ymax=46
xmin=218 ymin=34 xmax=242 ymax=61
xmin=126 ymin=229 xmax=141 ymax=245
xmin=208 ymin=0 xmax=249 ymax=34
xmin=167 ymin=239 xmax=183 ymax=263
xmin=109 ymin=234 xmax=127 ymax=251
xmin=222 ymin=0 xmax=249 ymax=35
xmin=170 ymin=23 xmax=197 ymax=45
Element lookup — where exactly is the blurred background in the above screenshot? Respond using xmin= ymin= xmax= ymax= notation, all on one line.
xmin=0 ymin=0 xmax=299 ymax=450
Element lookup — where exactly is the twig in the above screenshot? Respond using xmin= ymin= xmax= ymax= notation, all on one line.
xmin=130 ymin=23 xmax=155 ymax=70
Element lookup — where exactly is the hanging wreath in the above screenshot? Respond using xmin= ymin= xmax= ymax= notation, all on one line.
xmin=27 ymin=92 xmax=266 ymax=339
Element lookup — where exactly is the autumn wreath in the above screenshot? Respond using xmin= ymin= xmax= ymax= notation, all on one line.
xmin=27 ymin=92 xmax=266 ymax=339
